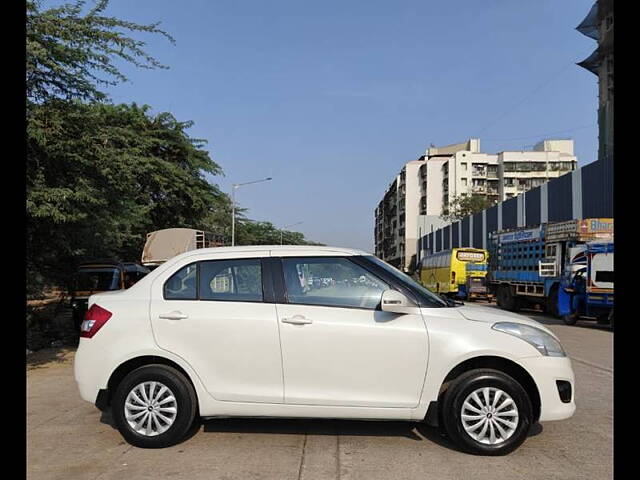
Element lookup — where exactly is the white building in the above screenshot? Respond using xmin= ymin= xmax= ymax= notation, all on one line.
xmin=498 ymin=140 xmax=577 ymax=199
xmin=374 ymin=138 xmax=578 ymax=271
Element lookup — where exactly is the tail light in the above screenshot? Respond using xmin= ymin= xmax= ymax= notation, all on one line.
xmin=80 ymin=304 xmax=112 ymax=338
xmin=451 ymin=271 xmax=456 ymax=284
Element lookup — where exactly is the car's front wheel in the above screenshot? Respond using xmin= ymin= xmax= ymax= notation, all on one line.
xmin=441 ymin=369 xmax=532 ymax=455
xmin=112 ymin=364 xmax=198 ymax=448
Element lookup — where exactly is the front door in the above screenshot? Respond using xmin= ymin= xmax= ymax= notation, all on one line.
xmin=275 ymin=256 xmax=429 ymax=408
xmin=149 ymin=251 xmax=284 ymax=403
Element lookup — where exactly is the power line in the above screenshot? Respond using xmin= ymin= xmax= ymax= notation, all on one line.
xmin=483 ymin=123 xmax=596 ymax=142
xmin=475 ymin=51 xmax=594 ymax=135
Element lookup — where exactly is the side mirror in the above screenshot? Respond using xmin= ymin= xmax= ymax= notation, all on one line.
xmin=381 ymin=290 xmax=420 ymax=314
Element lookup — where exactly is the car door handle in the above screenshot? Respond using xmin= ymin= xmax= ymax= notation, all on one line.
xmin=281 ymin=315 xmax=313 ymax=325
xmin=159 ymin=311 xmax=188 ymax=320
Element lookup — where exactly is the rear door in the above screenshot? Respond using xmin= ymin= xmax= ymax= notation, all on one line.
xmin=149 ymin=251 xmax=284 ymax=403
xmin=273 ymin=255 xmax=429 ymax=408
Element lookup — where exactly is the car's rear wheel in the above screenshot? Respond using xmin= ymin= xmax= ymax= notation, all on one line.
xmin=112 ymin=364 xmax=197 ymax=448
xmin=441 ymin=369 xmax=532 ymax=455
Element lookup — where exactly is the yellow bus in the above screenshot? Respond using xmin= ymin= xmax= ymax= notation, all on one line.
xmin=419 ymin=248 xmax=490 ymax=300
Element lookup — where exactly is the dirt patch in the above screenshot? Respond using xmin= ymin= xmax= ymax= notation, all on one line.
xmin=27 ymin=347 xmax=76 ymax=371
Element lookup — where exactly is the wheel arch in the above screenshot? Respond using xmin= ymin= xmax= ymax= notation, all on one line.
xmin=426 ymin=355 xmax=541 ymax=426
xmin=105 ymin=355 xmax=200 ymax=410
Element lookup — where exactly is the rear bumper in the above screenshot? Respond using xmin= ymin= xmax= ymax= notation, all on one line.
xmin=519 ymin=356 xmax=576 ymax=422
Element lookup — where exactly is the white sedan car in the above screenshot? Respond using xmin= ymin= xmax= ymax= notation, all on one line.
xmin=74 ymin=246 xmax=575 ymax=455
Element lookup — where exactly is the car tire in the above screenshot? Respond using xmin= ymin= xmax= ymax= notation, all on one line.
xmin=441 ymin=369 xmax=532 ymax=456
xmin=112 ymin=364 xmax=198 ymax=448
xmin=562 ymin=313 xmax=578 ymax=326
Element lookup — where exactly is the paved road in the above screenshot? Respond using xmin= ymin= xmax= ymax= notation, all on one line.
xmin=27 ymin=303 xmax=612 ymax=480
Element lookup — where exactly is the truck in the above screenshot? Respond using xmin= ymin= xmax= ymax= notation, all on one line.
xmin=558 ymin=240 xmax=614 ymax=326
xmin=419 ymin=247 xmax=492 ymax=301
xmin=487 ymin=218 xmax=613 ymax=317
xmin=141 ymin=228 xmax=224 ymax=268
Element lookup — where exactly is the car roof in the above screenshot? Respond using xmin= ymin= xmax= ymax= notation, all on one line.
xmin=179 ymin=245 xmax=371 ymax=257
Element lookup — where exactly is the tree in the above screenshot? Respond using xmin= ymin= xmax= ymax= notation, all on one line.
xmin=26 ymin=101 xmax=226 ymax=295
xmin=25 ymin=0 xmax=321 ymax=297
xmin=27 ymin=0 xmax=174 ymax=103
xmin=440 ymin=194 xmax=496 ymax=222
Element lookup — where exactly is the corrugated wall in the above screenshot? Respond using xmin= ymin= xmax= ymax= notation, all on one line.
xmin=525 ymin=187 xmax=541 ymax=225
xmin=582 ymin=157 xmax=614 ymax=217
xmin=461 ymin=217 xmax=470 ymax=246
xmin=548 ymin=172 xmax=573 ymax=222
xmin=417 ymin=159 xmax=613 ymax=257
xmin=452 ymin=222 xmax=460 ymax=248
xmin=502 ymin=197 xmax=518 ymax=230
xmin=472 ymin=213 xmax=483 ymax=249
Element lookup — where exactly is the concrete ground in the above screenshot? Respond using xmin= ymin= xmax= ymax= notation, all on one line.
xmin=27 ymin=303 xmax=612 ymax=480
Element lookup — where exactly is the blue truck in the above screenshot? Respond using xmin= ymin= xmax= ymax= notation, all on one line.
xmin=558 ymin=240 xmax=614 ymax=326
xmin=487 ymin=218 xmax=613 ymax=319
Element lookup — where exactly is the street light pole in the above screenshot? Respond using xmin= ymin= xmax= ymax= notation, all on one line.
xmin=281 ymin=221 xmax=303 ymax=245
xmin=231 ymin=177 xmax=272 ymax=246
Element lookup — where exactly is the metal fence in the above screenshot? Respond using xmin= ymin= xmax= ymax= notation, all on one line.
xmin=417 ymin=157 xmax=613 ymax=262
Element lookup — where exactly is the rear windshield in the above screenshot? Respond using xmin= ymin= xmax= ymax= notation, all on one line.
xmin=76 ymin=267 xmax=121 ymax=291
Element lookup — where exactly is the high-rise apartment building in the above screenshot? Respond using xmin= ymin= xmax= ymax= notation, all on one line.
xmin=577 ymin=0 xmax=613 ymax=162
xmin=374 ymin=138 xmax=577 ymax=271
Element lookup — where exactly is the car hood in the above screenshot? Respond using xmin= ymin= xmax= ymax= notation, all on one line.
xmin=454 ymin=305 xmax=558 ymax=338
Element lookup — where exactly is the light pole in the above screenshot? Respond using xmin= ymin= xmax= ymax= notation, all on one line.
xmin=281 ymin=221 xmax=303 ymax=245
xmin=231 ymin=177 xmax=272 ymax=246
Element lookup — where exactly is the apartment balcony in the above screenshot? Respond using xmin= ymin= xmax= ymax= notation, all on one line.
xmin=471 ymin=185 xmax=486 ymax=194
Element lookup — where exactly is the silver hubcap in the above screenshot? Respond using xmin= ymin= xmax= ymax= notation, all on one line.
xmin=124 ymin=381 xmax=177 ymax=436
xmin=461 ymin=387 xmax=519 ymax=445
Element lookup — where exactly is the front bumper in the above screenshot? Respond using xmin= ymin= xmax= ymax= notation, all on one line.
xmin=519 ymin=355 xmax=576 ymax=422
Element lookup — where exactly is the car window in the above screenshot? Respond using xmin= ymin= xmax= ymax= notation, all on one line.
xmin=164 ymin=264 xmax=197 ymax=300
xmin=281 ymin=257 xmax=389 ymax=309
xmin=199 ymin=259 xmax=263 ymax=302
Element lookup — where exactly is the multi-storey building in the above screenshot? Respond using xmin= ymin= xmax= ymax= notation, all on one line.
xmin=577 ymin=0 xmax=613 ymax=162
xmin=498 ymin=140 xmax=577 ymax=199
xmin=374 ymin=160 xmax=422 ymax=270
xmin=374 ymin=138 xmax=578 ymax=272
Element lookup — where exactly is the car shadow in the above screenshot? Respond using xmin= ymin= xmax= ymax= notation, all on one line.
xmin=100 ymin=412 xmax=543 ymax=452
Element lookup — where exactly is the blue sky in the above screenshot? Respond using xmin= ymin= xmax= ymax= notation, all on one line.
xmin=81 ymin=0 xmax=598 ymax=252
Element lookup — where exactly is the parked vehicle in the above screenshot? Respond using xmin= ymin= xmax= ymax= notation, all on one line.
xmin=70 ymin=261 xmax=150 ymax=331
xmin=487 ymin=218 xmax=613 ymax=316
xmin=75 ymin=246 xmax=575 ymax=455
xmin=419 ymin=248 xmax=491 ymax=301
xmin=558 ymin=240 xmax=614 ymax=326
xmin=141 ymin=228 xmax=224 ymax=269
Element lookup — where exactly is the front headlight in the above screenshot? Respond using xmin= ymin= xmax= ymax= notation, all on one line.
xmin=492 ymin=322 xmax=566 ymax=357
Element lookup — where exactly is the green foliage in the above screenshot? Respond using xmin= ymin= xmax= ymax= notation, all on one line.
xmin=27 ymin=0 xmax=174 ymax=103
xmin=440 ymin=194 xmax=496 ymax=222
xmin=25 ymin=1 xmax=320 ymax=297
xmin=26 ymin=100 xmax=227 ymax=295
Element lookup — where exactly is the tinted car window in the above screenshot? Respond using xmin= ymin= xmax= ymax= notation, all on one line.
xmin=199 ymin=259 xmax=263 ymax=302
xmin=282 ymin=257 xmax=388 ymax=309
xmin=164 ymin=264 xmax=198 ymax=300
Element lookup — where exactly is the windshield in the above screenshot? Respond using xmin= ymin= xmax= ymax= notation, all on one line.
xmin=364 ymin=256 xmax=449 ymax=307
xmin=75 ymin=267 xmax=121 ymax=292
